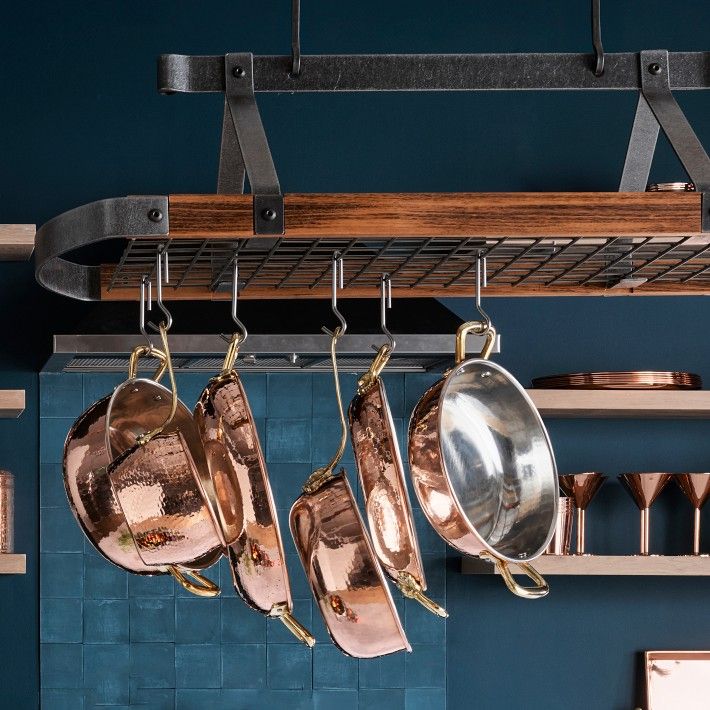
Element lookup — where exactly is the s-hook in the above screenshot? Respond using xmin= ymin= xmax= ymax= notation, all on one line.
xmin=230 ymin=257 xmax=248 ymax=345
xmin=139 ymin=276 xmax=153 ymax=348
xmin=380 ymin=273 xmax=395 ymax=351
xmin=474 ymin=253 xmax=492 ymax=332
xmin=291 ymin=0 xmax=301 ymax=77
xmin=149 ymin=247 xmax=173 ymax=332
xmin=322 ymin=251 xmax=347 ymax=337
xmin=591 ymin=0 xmax=604 ymax=77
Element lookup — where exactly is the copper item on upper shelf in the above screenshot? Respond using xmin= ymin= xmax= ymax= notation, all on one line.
xmin=646 ymin=650 xmax=710 ymax=710
xmin=646 ymin=182 xmax=696 ymax=192
xmin=619 ymin=473 xmax=672 ymax=555
xmin=558 ymin=473 xmax=606 ymax=555
xmin=349 ymin=275 xmax=446 ymax=618
xmin=545 ymin=496 xmax=573 ymax=555
xmin=0 ymin=471 xmax=14 ymax=553
xmin=291 ymin=254 xmax=410 ymax=658
xmin=675 ymin=473 xmax=710 ymax=555
xmin=194 ymin=263 xmax=314 ymax=645
xmin=532 ymin=371 xmax=701 ymax=390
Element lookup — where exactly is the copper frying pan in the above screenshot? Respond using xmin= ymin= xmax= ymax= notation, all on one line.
xmin=290 ymin=320 xmax=410 ymax=658
xmin=408 ymin=321 xmax=557 ymax=598
xmin=63 ymin=343 xmax=220 ymax=595
xmin=194 ymin=327 xmax=315 ymax=646
xmin=350 ymin=342 xmax=447 ymax=617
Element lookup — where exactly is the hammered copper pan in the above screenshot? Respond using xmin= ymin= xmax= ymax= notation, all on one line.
xmin=194 ymin=332 xmax=314 ymax=645
xmin=349 ymin=344 xmax=447 ymax=617
xmin=290 ymin=326 xmax=410 ymax=658
xmin=408 ymin=321 xmax=557 ymax=598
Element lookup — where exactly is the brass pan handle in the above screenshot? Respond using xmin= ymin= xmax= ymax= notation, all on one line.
xmin=397 ymin=572 xmax=448 ymax=617
xmin=479 ymin=551 xmax=549 ymax=599
xmin=128 ymin=345 xmax=168 ymax=381
xmin=168 ymin=566 xmax=221 ymax=598
xmin=270 ymin=604 xmax=316 ymax=647
xmin=455 ymin=321 xmax=497 ymax=364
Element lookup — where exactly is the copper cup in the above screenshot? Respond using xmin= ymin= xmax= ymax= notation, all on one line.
xmin=545 ymin=496 xmax=573 ymax=555
xmin=558 ymin=472 xmax=606 ymax=555
xmin=675 ymin=473 xmax=710 ymax=555
xmin=619 ymin=472 xmax=671 ymax=555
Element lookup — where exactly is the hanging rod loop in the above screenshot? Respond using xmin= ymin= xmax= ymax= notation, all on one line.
xmin=291 ymin=0 xmax=301 ymax=78
xmin=322 ymin=251 xmax=347 ymax=337
xmin=380 ymin=273 xmax=395 ymax=351
xmin=149 ymin=246 xmax=173 ymax=332
xmin=475 ymin=252 xmax=492 ymax=332
xmin=591 ymin=0 xmax=604 ymax=77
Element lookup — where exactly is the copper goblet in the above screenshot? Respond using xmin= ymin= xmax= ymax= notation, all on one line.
xmin=558 ymin=473 xmax=607 ymax=554
xmin=675 ymin=473 xmax=710 ymax=555
xmin=619 ymin=473 xmax=671 ymax=555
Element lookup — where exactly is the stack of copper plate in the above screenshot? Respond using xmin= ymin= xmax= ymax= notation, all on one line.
xmin=532 ymin=371 xmax=702 ymax=390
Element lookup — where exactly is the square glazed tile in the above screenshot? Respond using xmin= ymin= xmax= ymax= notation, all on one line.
xmin=267 ymin=374 xmax=312 ymax=417
xmin=405 ymin=688 xmax=446 ymax=709
xmin=313 ymin=690 xmax=359 ymax=710
xmin=404 ymin=644 xmax=446 ymax=688
xmin=175 ymin=644 xmax=221 ymax=688
xmin=84 ymin=599 xmax=129 ymax=644
xmin=220 ymin=598 xmax=266 ymax=644
xmin=358 ymin=652 xmax=405 ymax=689
xmin=239 ymin=373 xmax=267 ymax=417
xmin=358 ymin=689 xmax=406 ymax=710
xmin=266 ymin=419 xmax=311 ymax=463
xmin=129 ymin=686 xmax=175 ymax=709
xmin=41 ymin=418 xmax=75 ymax=464
xmin=41 ymin=552 xmax=83 ymax=598
xmin=40 ymin=463 xmax=67 ymax=508
xmin=221 ymin=644 xmax=267 ymax=689
xmin=84 ymin=551 xmax=128 ymax=599
xmin=267 ymin=643 xmax=312 ymax=690
xmin=176 ymin=689 xmax=221 ymax=709
xmin=41 ymin=643 xmax=83 ymax=688
xmin=41 ymin=372 xmax=84 ymax=419
xmin=130 ymin=598 xmax=176 ymax=642
xmin=41 ymin=689 xmax=85 ymax=709
xmin=83 ymin=643 xmax=130 ymax=705
xmin=129 ymin=643 xmax=175 ymax=689
xmin=41 ymin=506 xmax=85 ymax=553
xmin=266 ymin=600 xmax=312 ymax=644
xmin=312 ymin=645 xmax=358 ymax=689
xmin=40 ymin=598 xmax=83 ymax=643
xmin=176 ymin=597 xmax=220 ymax=644
xmin=128 ymin=571 xmax=175 ymax=598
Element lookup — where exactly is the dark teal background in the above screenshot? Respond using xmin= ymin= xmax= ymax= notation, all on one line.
xmin=1 ymin=0 xmax=710 ymax=707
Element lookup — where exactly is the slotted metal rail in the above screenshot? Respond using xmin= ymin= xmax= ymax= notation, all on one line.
xmin=99 ymin=235 xmax=710 ymax=299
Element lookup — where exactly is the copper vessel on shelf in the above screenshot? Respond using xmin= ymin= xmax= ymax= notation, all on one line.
xmin=558 ymin=472 xmax=606 ymax=555
xmin=675 ymin=473 xmax=710 ymax=555
xmin=544 ymin=496 xmax=573 ymax=555
xmin=532 ymin=371 xmax=701 ymax=390
xmin=619 ymin=472 xmax=672 ymax=555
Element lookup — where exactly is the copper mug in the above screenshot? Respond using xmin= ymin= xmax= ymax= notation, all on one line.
xmin=545 ymin=496 xmax=573 ymax=555
xmin=107 ymin=324 xmax=221 ymax=597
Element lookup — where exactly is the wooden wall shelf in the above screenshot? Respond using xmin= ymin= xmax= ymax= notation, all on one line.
xmin=462 ymin=555 xmax=710 ymax=576
xmin=0 ymin=391 xmax=25 ymax=419
xmin=0 ymin=225 xmax=35 ymax=260
xmin=527 ymin=389 xmax=710 ymax=418
xmin=0 ymin=555 xmax=26 ymax=575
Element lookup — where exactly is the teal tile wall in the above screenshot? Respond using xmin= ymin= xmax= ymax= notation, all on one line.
xmin=40 ymin=371 xmax=446 ymax=709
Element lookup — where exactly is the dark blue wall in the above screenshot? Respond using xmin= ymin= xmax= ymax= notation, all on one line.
xmin=3 ymin=0 xmax=710 ymax=708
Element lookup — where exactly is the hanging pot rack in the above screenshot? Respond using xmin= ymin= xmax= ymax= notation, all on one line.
xmin=34 ymin=45 xmax=710 ymax=301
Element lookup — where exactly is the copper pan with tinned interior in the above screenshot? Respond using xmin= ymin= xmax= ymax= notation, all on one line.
xmin=291 ymin=324 xmax=410 ymax=658
xmin=349 ymin=342 xmax=447 ymax=617
xmin=106 ymin=327 xmax=221 ymax=597
xmin=408 ymin=321 xmax=558 ymax=598
xmin=194 ymin=329 xmax=314 ymax=646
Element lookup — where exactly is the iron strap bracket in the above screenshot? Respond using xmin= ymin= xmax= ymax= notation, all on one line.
xmin=223 ymin=53 xmax=284 ymax=236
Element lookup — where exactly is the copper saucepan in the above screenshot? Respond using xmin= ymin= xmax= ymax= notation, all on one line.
xmin=106 ymin=327 xmax=221 ymax=597
xmin=408 ymin=321 xmax=557 ymax=598
xmin=350 ymin=342 xmax=447 ymax=617
xmin=63 ymin=345 xmax=219 ymax=591
xmin=194 ymin=327 xmax=315 ymax=646
xmin=291 ymin=322 xmax=410 ymax=658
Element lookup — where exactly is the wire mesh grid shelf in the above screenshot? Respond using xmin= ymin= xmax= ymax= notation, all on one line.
xmin=100 ymin=234 xmax=710 ymax=299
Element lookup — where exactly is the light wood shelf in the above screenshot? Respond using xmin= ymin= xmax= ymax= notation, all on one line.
xmin=527 ymin=389 xmax=710 ymax=418
xmin=0 ymin=225 xmax=35 ymax=260
xmin=0 ymin=554 xmax=26 ymax=575
xmin=462 ymin=555 xmax=710 ymax=576
xmin=0 ymin=391 xmax=25 ymax=419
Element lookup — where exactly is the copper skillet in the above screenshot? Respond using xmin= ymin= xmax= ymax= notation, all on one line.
xmin=408 ymin=321 xmax=557 ymax=598
xmin=63 ymin=343 xmax=220 ymax=595
xmin=290 ymin=280 xmax=410 ymax=658
xmin=194 ymin=324 xmax=314 ymax=646
xmin=349 ymin=331 xmax=447 ymax=617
